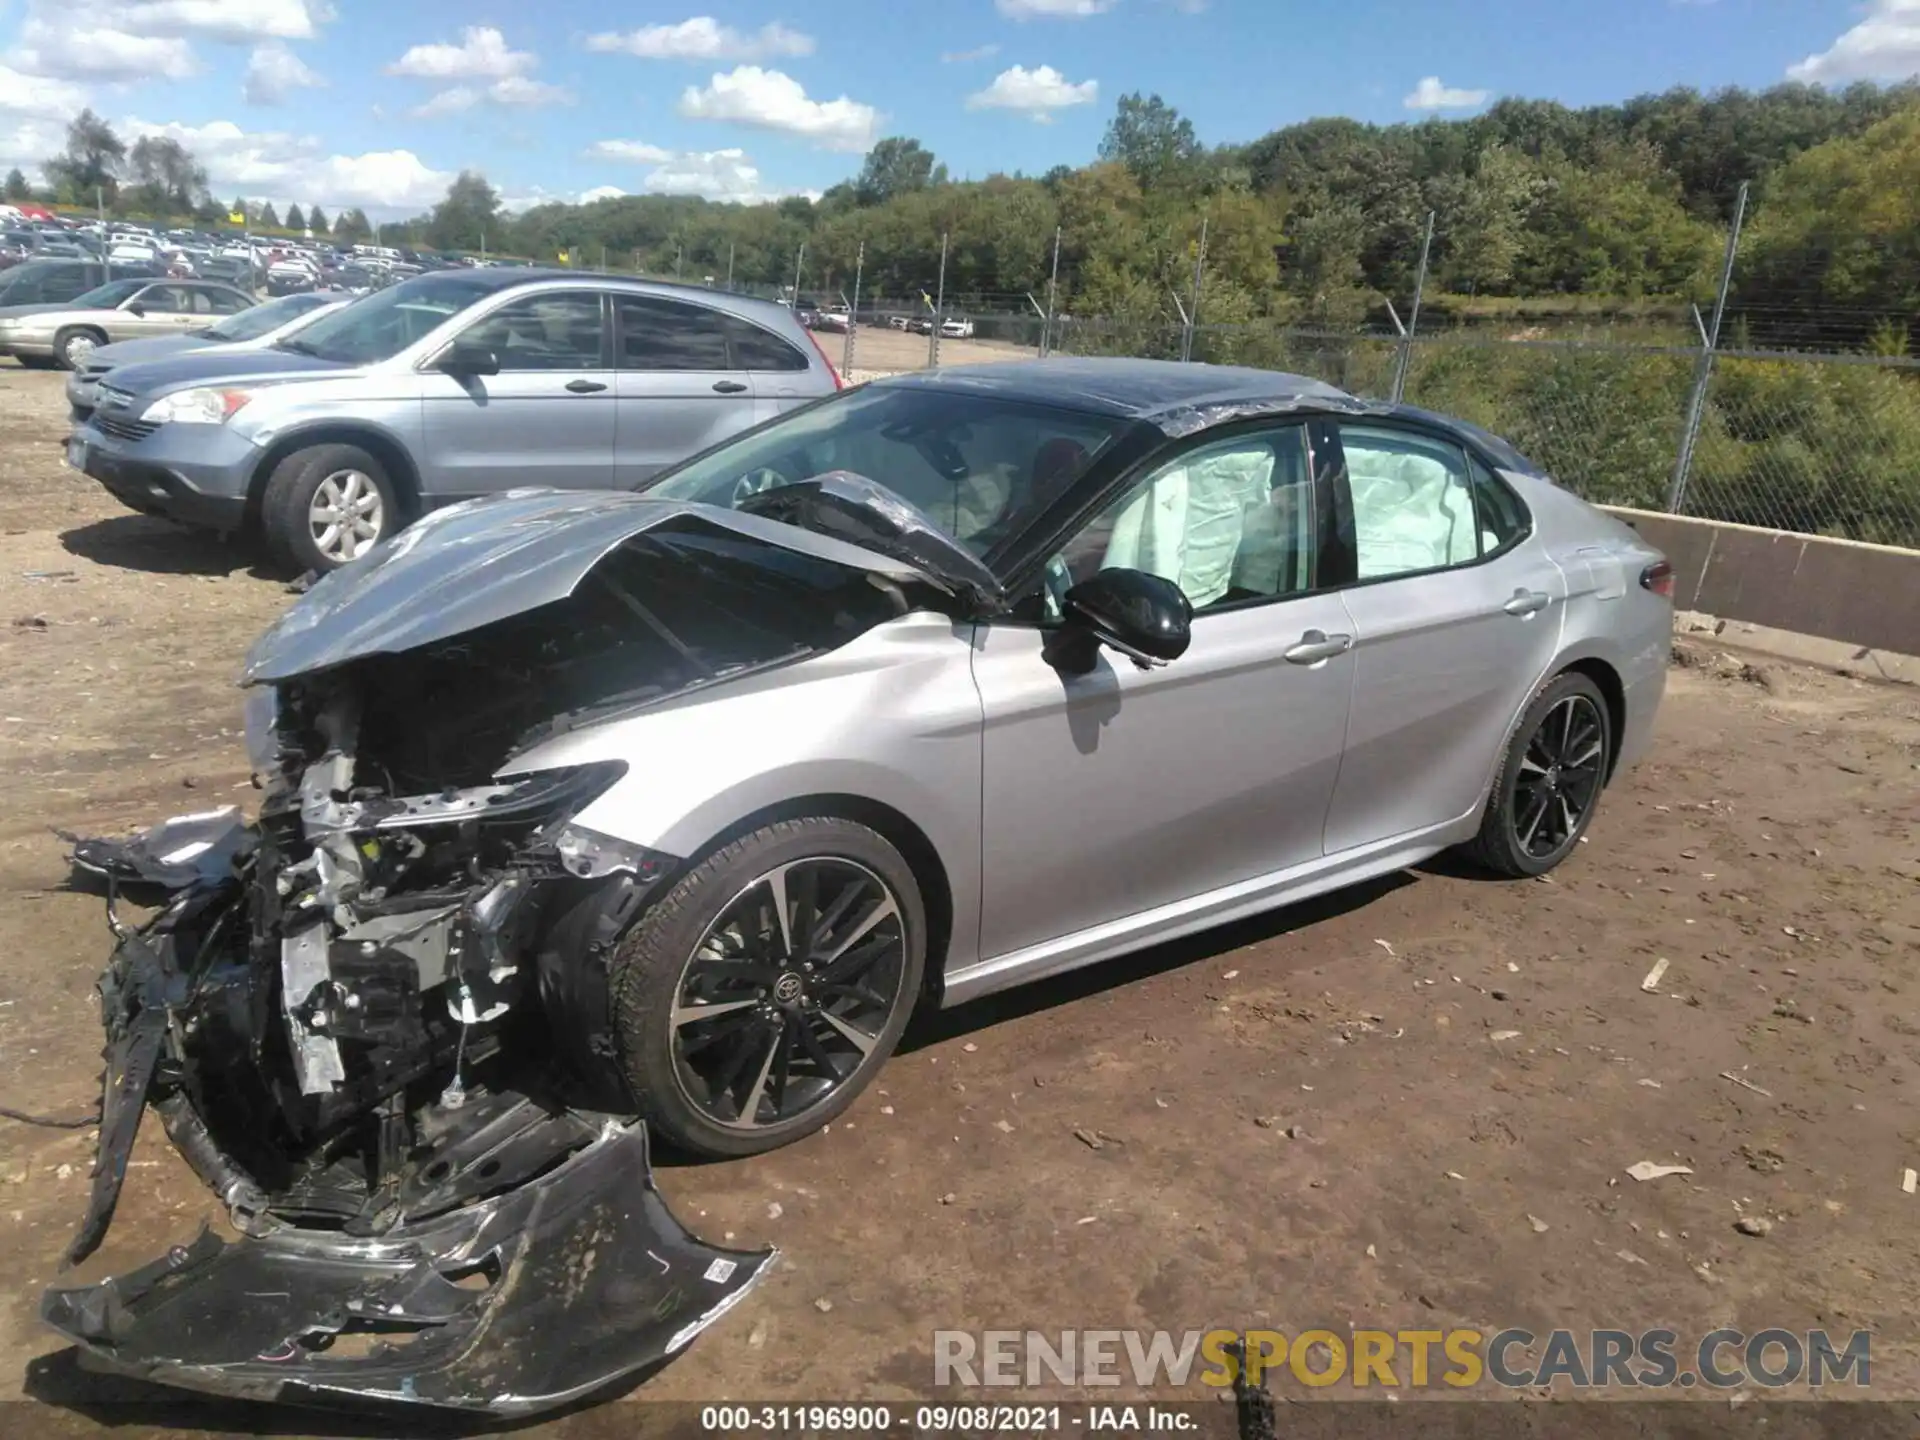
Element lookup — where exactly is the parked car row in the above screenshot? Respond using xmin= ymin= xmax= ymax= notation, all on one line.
xmin=58 ymin=268 xmax=846 ymax=571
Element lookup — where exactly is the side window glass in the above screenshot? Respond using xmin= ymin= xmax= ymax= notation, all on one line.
xmin=456 ymin=293 xmax=605 ymax=371
xmin=1467 ymin=452 xmax=1529 ymax=553
xmin=1048 ymin=426 xmax=1316 ymax=616
xmin=1339 ymin=424 xmax=1481 ymax=581
xmin=139 ymin=285 xmax=186 ymax=312
xmin=722 ymin=313 xmax=808 ymax=371
xmin=618 ymin=295 xmax=732 ymax=371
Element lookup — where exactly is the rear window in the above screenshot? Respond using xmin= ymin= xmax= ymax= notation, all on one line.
xmin=617 ymin=294 xmax=732 ymax=371
xmin=723 ymin=314 xmax=809 ymax=371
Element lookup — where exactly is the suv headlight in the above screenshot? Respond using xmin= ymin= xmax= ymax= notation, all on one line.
xmin=140 ymin=387 xmax=253 ymax=425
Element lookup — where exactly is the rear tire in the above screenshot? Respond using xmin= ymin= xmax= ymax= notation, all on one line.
xmin=260 ymin=443 xmax=398 ymax=573
xmin=610 ymin=817 xmax=926 ymax=1159
xmin=1465 ymin=672 xmax=1612 ymax=878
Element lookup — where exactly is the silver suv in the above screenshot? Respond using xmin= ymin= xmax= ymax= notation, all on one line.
xmin=67 ymin=270 xmax=843 ymax=572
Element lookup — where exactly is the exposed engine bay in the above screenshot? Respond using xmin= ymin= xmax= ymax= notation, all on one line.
xmin=42 ymin=499 xmax=942 ymax=1414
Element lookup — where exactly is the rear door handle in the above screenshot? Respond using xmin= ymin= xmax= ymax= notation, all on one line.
xmin=711 ymin=379 xmax=750 ymax=394
xmin=1503 ymin=589 xmax=1550 ymax=617
xmin=565 ymin=379 xmax=608 ymax=394
xmin=1284 ymin=629 xmax=1353 ymax=665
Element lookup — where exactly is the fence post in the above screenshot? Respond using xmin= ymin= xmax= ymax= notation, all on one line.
xmin=1390 ymin=210 xmax=1435 ymax=404
xmin=1043 ymin=225 xmax=1061 ymax=358
xmin=1666 ymin=180 xmax=1750 ymax=515
xmin=725 ymin=242 xmax=735 ymax=291
xmin=791 ymin=243 xmax=806 ymax=309
xmin=1181 ymin=213 xmax=1208 ymax=363
xmin=928 ymin=231 xmax=949 ymax=368
xmin=843 ymin=240 xmax=864 ymax=378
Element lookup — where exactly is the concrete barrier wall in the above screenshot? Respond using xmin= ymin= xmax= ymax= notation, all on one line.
xmin=1601 ymin=506 xmax=1920 ymax=656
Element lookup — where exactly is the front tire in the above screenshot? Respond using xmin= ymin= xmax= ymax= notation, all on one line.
xmin=1466 ymin=672 xmax=1612 ymax=878
xmin=260 ymin=443 xmax=398 ymax=573
xmin=610 ymin=818 xmax=926 ymax=1158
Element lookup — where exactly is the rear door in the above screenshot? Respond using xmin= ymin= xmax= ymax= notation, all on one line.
xmin=417 ymin=288 xmax=614 ymax=500
xmin=1319 ymin=419 xmax=1569 ymax=854
xmin=723 ymin=311 xmax=825 ymax=415
xmin=610 ymin=293 xmax=761 ymax=488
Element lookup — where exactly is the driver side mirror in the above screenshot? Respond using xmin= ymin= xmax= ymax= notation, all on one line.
xmin=1043 ymin=568 xmax=1193 ymax=677
xmin=438 ymin=345 xmax=500 ymax=377
xmin=125 ymin=302 xmax=145 ymax=317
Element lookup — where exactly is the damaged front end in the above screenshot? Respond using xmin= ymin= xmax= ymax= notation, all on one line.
xmin=40 ymin=491 xmax=957 ymax=1414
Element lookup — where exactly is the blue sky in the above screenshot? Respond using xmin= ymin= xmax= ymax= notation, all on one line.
xmin=0 ymin=0 xmax=1912 ymax=217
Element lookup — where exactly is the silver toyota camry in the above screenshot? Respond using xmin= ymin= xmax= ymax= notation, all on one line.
xmin=46 ymin=359 xmax=1671 ymax=1414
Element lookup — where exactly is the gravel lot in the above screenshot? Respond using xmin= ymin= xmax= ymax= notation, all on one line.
xmin=0 ymin=362 xmax=1916 ymax=1431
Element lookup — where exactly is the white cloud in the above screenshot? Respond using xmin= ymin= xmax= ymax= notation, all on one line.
xmin=8 ymin=16 xmax=198 ymax=80
xmin=386 ymin=25 xmax=533 ymax=78
xmin=1788 ymin=0 xmax=1920 ymax=82
xmin=244 ymin=40 xmax=323 ymax=104
xmin=5 ymin=0 xmax=330 ymax=84
xmin=579 ymin=184 xmax=627 ymax=203
xmin=0 ymin=114 xmax=67 ymax=183
xmin=123 ymin=116 xmax=452 ymax=215
xmin=585 ymin=17 xmax=815 ymax=62
xmin=966 ymin=63 xmax=1098 ymax=118
xmin=678 ymin=65 xmax=880 ymax=152
xmin=941 ymin=43 xmax=1000 ymax=62
xmin=113 ymin=0 xmax=330 ymax=42
xmin=995 ymin=0 xmax=1116 ymax=17
xmin=587 ymin=139 xmax=676 ymax=163
xmin=1403 ymin=75 xmax=1489 ymax=110
xmin=409 ymin=75 xmax=571 ymax=118
xmin=0 ymin=61 xmax=88 ymax=114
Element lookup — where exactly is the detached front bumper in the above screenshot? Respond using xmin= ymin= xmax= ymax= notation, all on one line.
xmin=44 ymin=1118 xmax=773 ymax=1415
xmin=45 ymin=816 xmax=775 ymax=1417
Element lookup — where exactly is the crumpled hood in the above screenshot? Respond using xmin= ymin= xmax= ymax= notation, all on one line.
xmin=108 ymin=345 xmax=351 ymax=400
xmin=242 ymin=489 xmax=940 ymax=685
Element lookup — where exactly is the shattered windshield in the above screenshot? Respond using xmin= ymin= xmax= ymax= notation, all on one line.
xmin=640 ymin=384 xmax=1125 ymax=559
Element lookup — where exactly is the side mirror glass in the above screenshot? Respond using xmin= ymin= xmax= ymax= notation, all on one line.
xmin=1043 ymin=568 xmax=1193 ymax=676
xmin=438 ymin=345 xmax=500 ymax=377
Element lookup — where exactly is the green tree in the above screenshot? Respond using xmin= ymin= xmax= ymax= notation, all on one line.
xmin=258 ymin=202 xmax=281 ymax=228
xmin=44 ymin=109 xmax=126 ymax=204
xmin=855 ymin=137 xmax=942 ymax=206
xmin=285 ymin=203 xmax=306 ymax=231
xmin=230 ymin=195 xmax=247 ymax=223
xmin=2 ymin=168 xmax=28 ymax=201
xmin=334 ymin=207 xmax=372 ymax=241
xmin=1098 ymin=93 xmax=1202 ymax=190
xmin=427 ymin=170 xmax=502 ymax=250
xmin=126 ymin=134 xmax=209 ymax=220
xmin=308 ymin=204 xmax=329 ymax=233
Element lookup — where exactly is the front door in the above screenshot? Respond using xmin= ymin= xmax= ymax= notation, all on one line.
xmin=972 ymin=421 xmax=1356 ymax=966
xmin=610 ymin=293 xmax=763 ymax=488
xmin=418 ymin=288 xmax=615 ymax=500
xmin=1319 ymin=419 xmax=1571 ymax=853
xmin=125 ymin=283 xmax=204 ymax=336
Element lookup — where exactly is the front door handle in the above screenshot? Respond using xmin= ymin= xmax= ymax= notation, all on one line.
xmin=712 ymin=379 xmax=750 ymax=394
xmin=565 ymin=379 xmax=608 ymax=394
xmin=1284 ymin=629 xmax=1354 ymax=665
xmin=1503 ymin=589 xmax=1550 ymax=617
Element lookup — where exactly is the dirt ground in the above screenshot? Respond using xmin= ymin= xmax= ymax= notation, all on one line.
xmin=0 ymin=361 xmax=1917 ymax=1434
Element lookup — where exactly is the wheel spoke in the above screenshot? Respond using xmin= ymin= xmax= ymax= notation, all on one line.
xmin=733 ymin=1027 xmax=783 ymax=1126
xmin=763 ymin=867 xmax=796 ymax=960
xmin=678 ymin=1010 xmax=762 ymax=1058
xmin=823 ymin=931 xmax=894 ymax=984
xmin=1517 ymin=790 xmax=1551 ymax=850
xmin=817 ymin=1008 xmax=879 ymax=1056
xmin=1558 ymin=795 xmax=1579 ymax=839
xmin=794 ymin=1014 xmax=841 ymax=1075
xmin=767 ymin=1020 xmax=799 ymax=1113
xmin=693 ymin=960 xmax=783 ymax=985
xmin=789 ymin=865 xmax=819 ymax=961
xmin=671 ymin=997 xmax=761 ymax=1028
xmin=822 ymin=895 xmax=898 ymax=965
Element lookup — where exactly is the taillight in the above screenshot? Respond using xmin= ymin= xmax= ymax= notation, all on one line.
xmin=801 ymin=327 xmax=844 ymax=389
xmin=1640 ymin=560 xmax=1675 ymax=599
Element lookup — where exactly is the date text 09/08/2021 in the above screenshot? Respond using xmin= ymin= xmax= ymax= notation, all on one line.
xmin=700 ymin=1405 xmax=1191 ymax=1432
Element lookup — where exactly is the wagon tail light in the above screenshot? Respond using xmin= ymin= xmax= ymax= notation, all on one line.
xmin=801 ymin=326 xmax=844 ymax=389
xmin=1639 ymin=560 xmax=1676 ymax=599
